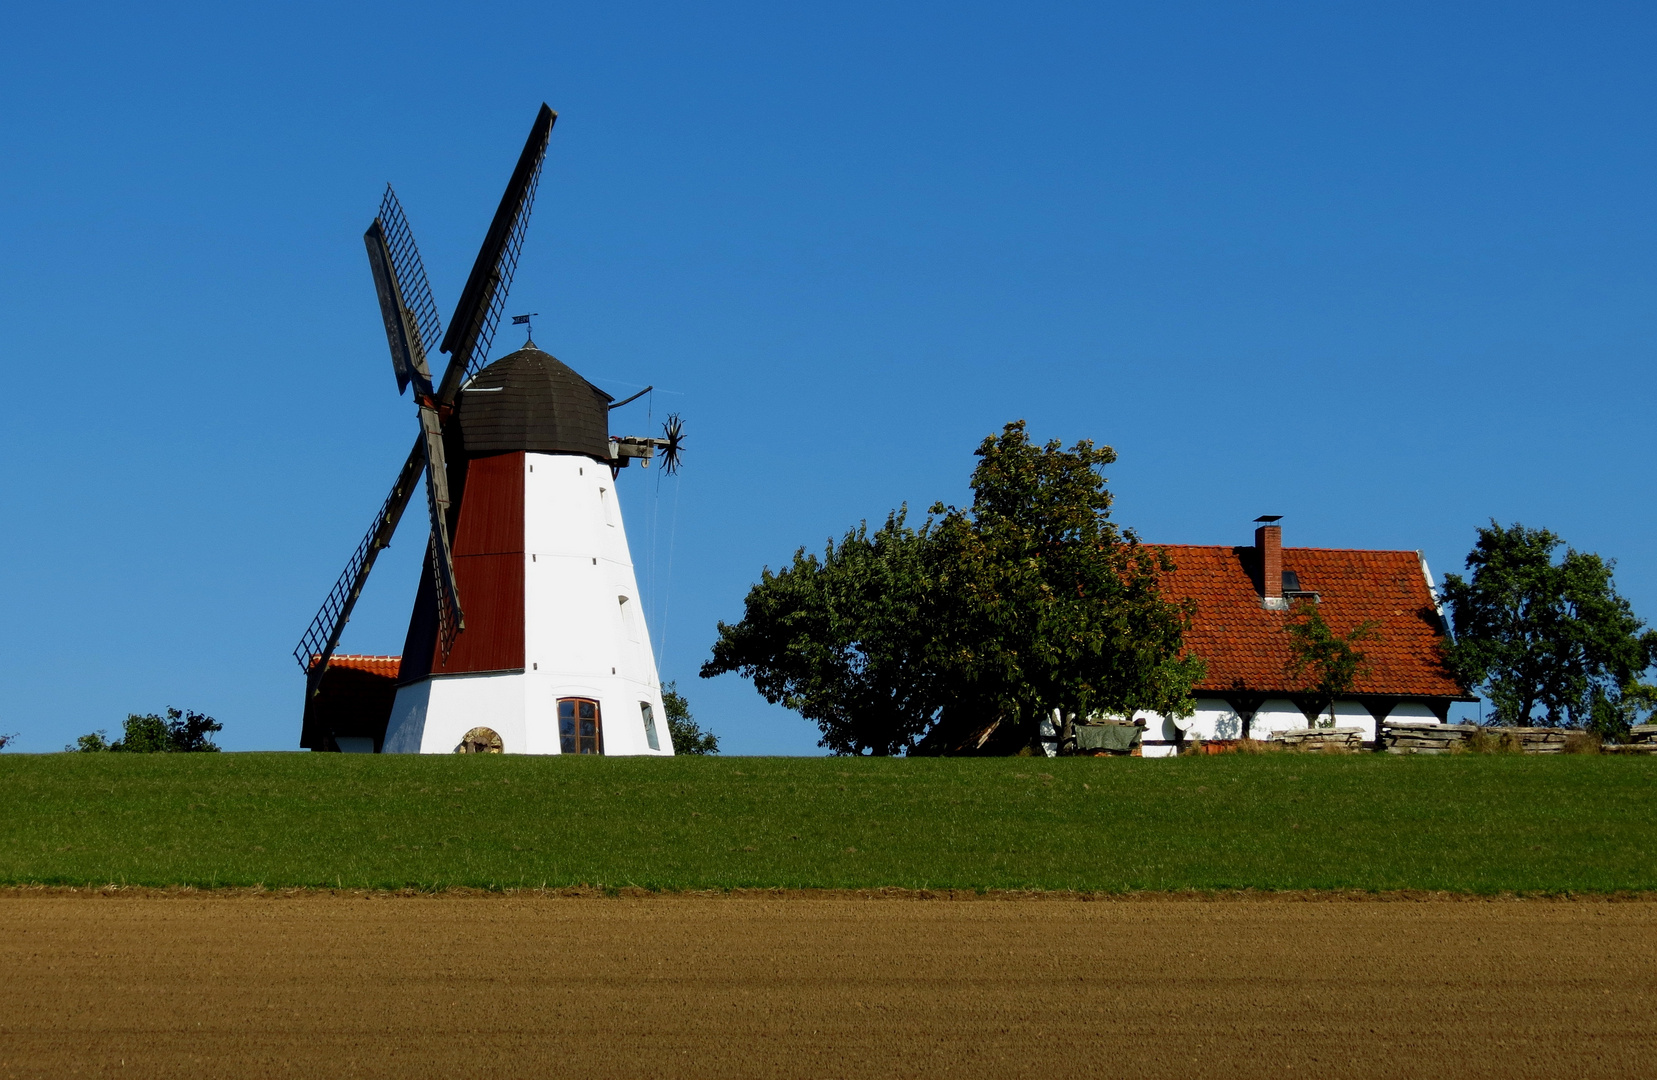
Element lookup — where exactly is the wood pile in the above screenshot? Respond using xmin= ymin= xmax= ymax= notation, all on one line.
xmin=1605 ymin=725 xmax=1657 ymax=754
xmin=1500 ymin=728 xmax=1570 ymax=753
xmin=1382 ymin=722 xmax=1476 ymax=754
xmin=1269 ymin=727 xmax=1365 ymax=752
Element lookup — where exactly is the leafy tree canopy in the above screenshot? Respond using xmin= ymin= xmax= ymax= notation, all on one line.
xmin=699 ymin=509 xmax=940 ymax=755
xmin=702 ymin=421 xmax=1203 ymax=754
xmin=1439 ymin=521 xmax=1656 ymax=734
xmin=663 ymin=682 xmax=719 ymax=755
xmin=71 ymin=709 xmax=223 ymax=753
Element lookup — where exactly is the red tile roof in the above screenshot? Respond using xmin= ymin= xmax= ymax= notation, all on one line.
xmin=1153 ymin=545 xmax=1469 ymax=700
xmin=321 ymin=654 xmax=402 ymax=678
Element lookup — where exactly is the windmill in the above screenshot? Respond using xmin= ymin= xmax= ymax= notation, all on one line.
xmin=295 ymin=104 xmax=683 ymax=756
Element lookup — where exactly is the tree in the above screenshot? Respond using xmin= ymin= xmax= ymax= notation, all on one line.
xmin=70 ymin=708 xmax=223 ymax=752
xmin=924 ymin=422 xmax=1204 ymax=751
xmin=1284 ymin=599 xmax=1379 ymax=728
xmin=663 ymin=682 xmax=719 ymax=755
xmin=702 ymin=421 xmax=1204 ymax=754
xmin=701 ymin=510 xmax=942 ymax=755
xmin=1438 ymin=521 xmax=1655 ymax=734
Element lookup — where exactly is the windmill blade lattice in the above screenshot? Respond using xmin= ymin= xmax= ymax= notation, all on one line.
xmin=295 ymin=104 xmax=557 ymax=692
xmin=438 ymin=104 xmax=556 ymax=399
xmin=365 ymin=208 xmax=465 ymax=656
xmin=376 ymin=185 xmax=444 ymax=364
xmin=462 ymin=158 xmax=541 ymax=384
xmin=293 ymin=436 xmax=427 ymax=682
xmin=364 ymin=220 xmax=428 ymax=396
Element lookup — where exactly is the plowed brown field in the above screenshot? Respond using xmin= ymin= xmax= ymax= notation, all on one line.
xmin=2 ymin=894 xmax=1653 ymax=1079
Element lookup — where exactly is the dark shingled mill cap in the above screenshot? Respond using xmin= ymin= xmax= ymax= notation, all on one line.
xmin=456 ymin=344 xmax=613 ymax=460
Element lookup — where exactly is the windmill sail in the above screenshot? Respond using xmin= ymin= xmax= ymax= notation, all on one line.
xmin=417 ymin=400 xmax=463 ymax=656
xmin=292 ymin=437 xmax=426 ymax=685
xmin=375 ymin=186 xmax=444 ymax=368
xmin=295 ymin=104 xmax=556 ymax=695
xmin=364 ymin=221 xmax=426 ymax=395
xmin=364 ymin=213 xmax=464 ymax=657
xmin=437 ymin=104 xmax=556 ymax=400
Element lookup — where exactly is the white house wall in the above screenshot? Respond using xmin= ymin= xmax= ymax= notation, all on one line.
xmin=1136 ymin=697 xmax=1443 ymax=757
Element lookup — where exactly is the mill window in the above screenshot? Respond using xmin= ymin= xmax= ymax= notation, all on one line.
xmin=641 ymin=701 xmax=659 ymax=751
xmin=558 ymin=698 xmax=604 ymax=755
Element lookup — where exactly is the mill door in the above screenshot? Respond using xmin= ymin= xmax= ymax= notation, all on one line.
xmin=558 ymin=698 xmax=603 ymax=755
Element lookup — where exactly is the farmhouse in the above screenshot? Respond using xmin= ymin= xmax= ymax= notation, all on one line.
xmin=1127 ymin=519 xmax=1473 ymax=756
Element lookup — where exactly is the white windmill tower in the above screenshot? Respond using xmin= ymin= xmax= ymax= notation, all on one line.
xmin=294 ymin=104 xmax=683 ymax=756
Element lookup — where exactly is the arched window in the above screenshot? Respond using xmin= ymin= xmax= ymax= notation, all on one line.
xmin=558 ymin=698 xmax=603 ymax=755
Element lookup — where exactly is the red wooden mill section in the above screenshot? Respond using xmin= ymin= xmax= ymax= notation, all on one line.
xmin=430 ymin=451 xmax=525 ymax=675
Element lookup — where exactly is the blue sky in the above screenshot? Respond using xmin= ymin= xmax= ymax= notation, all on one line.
xmin=2 ymin=2 xmax=1654 ymax=752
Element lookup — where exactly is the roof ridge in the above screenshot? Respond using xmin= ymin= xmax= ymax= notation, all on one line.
xmin=1149 ymin=543 xmax=1421 ymax=556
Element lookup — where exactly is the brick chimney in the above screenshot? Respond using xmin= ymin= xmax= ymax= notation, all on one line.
xmin=1255 ymin=517 xmax=1288 ymax=611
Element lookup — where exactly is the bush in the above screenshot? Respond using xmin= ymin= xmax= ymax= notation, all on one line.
xmin=663 ymin=683 xmax=718 ymax=755
xmin=1563 ymin=731 xmax=1603 ymax=755
xmin=1458 ymin=728 xmax=1523 ymax=755
xmin=70 ymin=709 xmax=222 ymax=753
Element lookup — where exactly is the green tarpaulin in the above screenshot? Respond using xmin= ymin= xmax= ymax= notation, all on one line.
xmin=1074 ymin=724 xmax=1141 ymax=752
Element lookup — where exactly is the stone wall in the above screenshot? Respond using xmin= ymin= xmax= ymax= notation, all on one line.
xmin=1267 ymin=727 xmax=1366 ymax=752
xmin=1382 ymin=721 xmax=1657 ymax=754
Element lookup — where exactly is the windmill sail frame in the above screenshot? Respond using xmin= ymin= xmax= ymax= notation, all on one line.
xmin=293 ymin=104 xmax=556 ymax=687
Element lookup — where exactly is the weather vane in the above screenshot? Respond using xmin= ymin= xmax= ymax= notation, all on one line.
xmin=512 ymin=312 xmax=538 ymax=342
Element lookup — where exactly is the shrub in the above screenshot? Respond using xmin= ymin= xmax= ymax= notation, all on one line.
xmin=1459 ymin=728 xmax=1524 ymax=755
xmin=663 ymin=683 xmax=719 ymax=755
xmin=1563 ymin=730 xmax=1603 ymax=755
xmin=1459 ymin=729 xmax=1495 ymax=754
xmin=70 ymin=709 xmax=222 ymax=753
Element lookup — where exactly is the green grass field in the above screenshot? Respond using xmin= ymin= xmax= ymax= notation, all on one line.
xmin=1 ymin=752 xmax=1653 ymax=892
